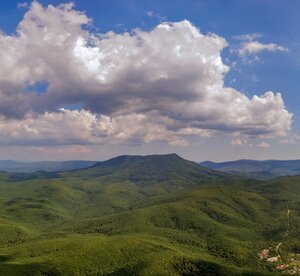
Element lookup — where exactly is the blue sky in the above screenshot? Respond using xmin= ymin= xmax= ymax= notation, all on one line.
xmin=0 ymin=0 xmax=299 ymax=161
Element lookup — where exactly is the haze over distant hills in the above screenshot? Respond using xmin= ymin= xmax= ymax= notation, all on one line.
xmin=200 ymin=159 xmax=300 ymax=179
xmin=0 ymin=160 xmax=97 ymax=173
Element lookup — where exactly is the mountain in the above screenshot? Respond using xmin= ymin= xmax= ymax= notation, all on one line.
xmin=200 ymin=159 xmax=300 ymax=179
xmin=0 ymin=160 xmax=97 ymax=173
xmin=0 ymin=154 xmax=299 ymax=275
xmin=65 ymin=153 xmax=238 ymax=190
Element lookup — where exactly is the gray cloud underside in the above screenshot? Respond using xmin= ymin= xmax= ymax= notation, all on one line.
xmin=0 ymin=2 xmax=292 ymax=146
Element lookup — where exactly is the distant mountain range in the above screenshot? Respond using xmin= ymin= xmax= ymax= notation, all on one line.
xmin=200 ymin=159 xmax=300 ymax=179
xmin=2 ymin=156 xmax=300 ymax=180
xmin=0 ymin=160 xmax=97 ymax=173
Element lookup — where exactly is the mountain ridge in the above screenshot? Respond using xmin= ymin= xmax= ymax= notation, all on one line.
xmin=200 ymin=159 xmax=300 ymax=179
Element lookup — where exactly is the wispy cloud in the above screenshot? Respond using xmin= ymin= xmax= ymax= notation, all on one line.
xmin=232 ymin=33 xmax=263 ymax=41
xmin=17 ymin=2 xmax=28 ymax=8
xmin=231 ymin=138 xmax=253 ymax=147
xmin=257 ymin=141 xmax=271 ymax=148
xmin=279 ymin=134 xmax=300 ymax=144
xmin=232 ymin=33 xmax=288 ymax=64
xmin=146 ymin=11 xmax=167 ymax=21
xmin=233 ymin=33 xmax=262 ymax=41
xmin=238 ymin=41 xmax=288 ymax=57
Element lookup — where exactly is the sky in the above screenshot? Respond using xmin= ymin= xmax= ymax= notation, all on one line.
xmin=0 ymin=0 xmax=299 ymax=162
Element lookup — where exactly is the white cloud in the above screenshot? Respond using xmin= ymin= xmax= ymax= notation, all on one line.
xmin=238 ymin=41 xmax=288 ymax=57
xmin=230 ymin=138 xmax=252 ymax=147
xmin=0 ymin=109 xmax=194 ymax=146
xmin=0 ymin=2 xmax=293 ymax=147
xmin=231 ymin=138 xmax=271 ymax=148
xmin=233 ymin=33 xmax=288 ymax=64
xmin=257 ymin=141 xmax=270 ymax=148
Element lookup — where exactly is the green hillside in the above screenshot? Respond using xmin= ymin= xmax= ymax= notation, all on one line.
xmin=0 ymin=154 xmax=299 ymax=275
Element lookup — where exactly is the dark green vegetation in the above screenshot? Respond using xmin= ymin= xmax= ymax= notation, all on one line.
xmin=201 ymin=159 xmax=300 ymax=179
xmin=0 ymin=154 xmax=299 ymax=275
xmin=0 ymin=160 xmax=96 ymax=173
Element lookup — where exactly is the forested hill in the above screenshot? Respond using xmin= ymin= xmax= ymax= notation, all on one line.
xmin=0 ymin=154 xmax=299 ymax=275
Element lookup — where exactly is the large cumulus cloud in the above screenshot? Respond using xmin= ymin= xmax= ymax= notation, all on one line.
xmin=0 ymin=1 xmax=292 ymax=146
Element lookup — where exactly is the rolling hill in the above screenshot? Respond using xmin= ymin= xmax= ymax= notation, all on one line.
xmin=0 ymin=154 xmax=299 ymax=275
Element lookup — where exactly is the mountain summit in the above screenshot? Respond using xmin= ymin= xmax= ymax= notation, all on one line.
xmin=70 ymin=153 xmax=235 ymax=189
